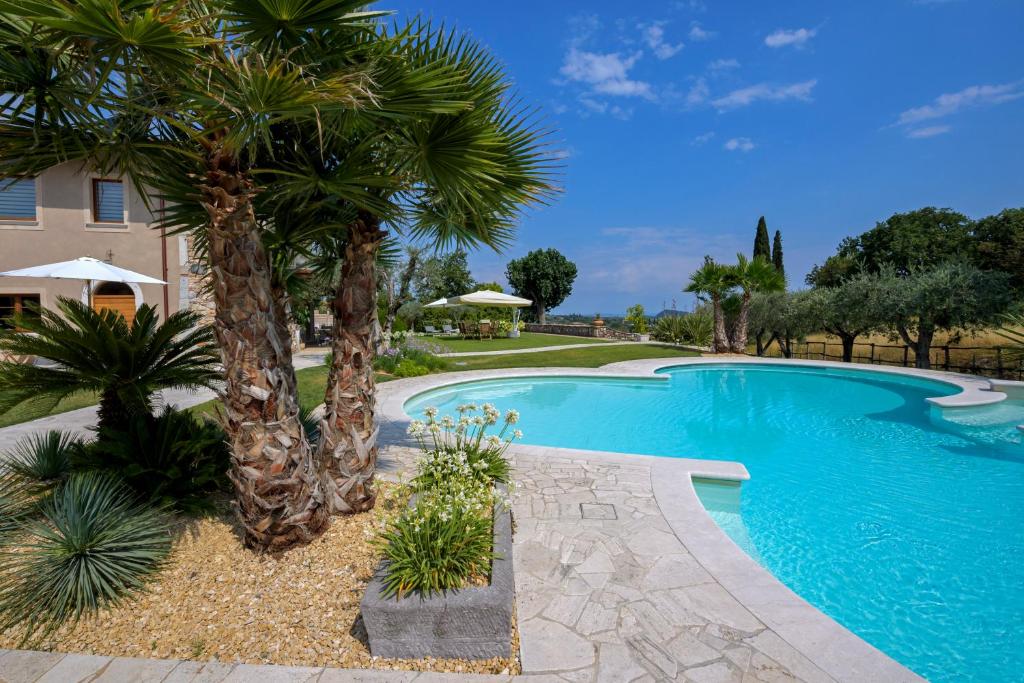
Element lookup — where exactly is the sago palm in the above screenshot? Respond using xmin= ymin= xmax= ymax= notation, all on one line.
xmin=685 ymin=257 xmax=735 ymax=353
xmin=729 ymin=254 xmax=786 ymax=353
xmin=0 ymin=0 xmax=481 ymax=548
xmin=0 ymin=298 xmax=218 ymax=432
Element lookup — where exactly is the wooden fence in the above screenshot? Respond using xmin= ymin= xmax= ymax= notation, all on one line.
xmin=761 ymin=340 xmax=1024 ymax=380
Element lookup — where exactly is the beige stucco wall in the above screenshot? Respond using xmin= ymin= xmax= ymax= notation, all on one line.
xmin=0 ymin=161 xmax=188 ymax=317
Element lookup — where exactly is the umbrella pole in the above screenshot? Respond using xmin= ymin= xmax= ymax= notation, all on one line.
xmin=87 ymin=279 xmax=93 ymax=311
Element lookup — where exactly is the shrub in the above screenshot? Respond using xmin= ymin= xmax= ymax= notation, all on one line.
xmin=652 ymin=310 xmax=714 ymax=347
xmin=409 ymin=404 xmax=520 ymax=488
xmin=0 ymin=472 xmax=170 ymax=642
xmin=376 ymin=476 xmax=496 ymax=598
xmin=376 ymin=404 xmax=521 ymax=598
xmin=393 ymin=359 xmax=429 ymax=377
xmin=3 ymin=430 xmax=77 ymax=489
xmin=73 ymin=407 xmax=230 ymax=513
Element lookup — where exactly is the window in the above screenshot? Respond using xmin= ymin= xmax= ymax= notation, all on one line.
xmin=0 ymin=179 xmax=36 ymax=221
xmin=91 ymin=179 xmax=124 ymax=224
xmin=0 ymin=294 xmax=41 ymax=330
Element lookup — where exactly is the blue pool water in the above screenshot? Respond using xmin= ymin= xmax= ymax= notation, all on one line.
xmin=405 ymin=364 xmax=1024 ymax=682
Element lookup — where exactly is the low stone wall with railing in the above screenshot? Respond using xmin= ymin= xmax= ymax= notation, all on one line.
xmin=525 ymin=323 xmax=642 ymax=341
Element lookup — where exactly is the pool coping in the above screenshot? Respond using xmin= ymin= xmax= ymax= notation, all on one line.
xmin=378 ymin=356 xmax=1000 ymax=683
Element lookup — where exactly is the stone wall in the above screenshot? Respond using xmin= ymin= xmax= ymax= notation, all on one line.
xmin=525 ymin=323 xmax=641 ymax=341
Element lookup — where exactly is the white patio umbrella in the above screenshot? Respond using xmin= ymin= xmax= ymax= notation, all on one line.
xmin=0 ymin=256 xmax=166 ymax=309
xmin=446 ymin=290 xmax=532 ymax=337
xmin=423 ymin=297 xmax=452 ymax=308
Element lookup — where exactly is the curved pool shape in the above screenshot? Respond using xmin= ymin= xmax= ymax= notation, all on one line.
xmin=404 ymin=364 xmax=1024 ymax=682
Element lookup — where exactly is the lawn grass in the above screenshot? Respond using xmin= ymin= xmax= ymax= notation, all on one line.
xmin=0 ymin=391 xmax=99 ymax=429
xmin=424 ymin=331 xmax=609 ymax=353
xmin=188 ymin=343 xmax=697 ymax=417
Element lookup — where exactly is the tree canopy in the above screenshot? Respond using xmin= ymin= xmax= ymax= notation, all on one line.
xmin=505 ymin=248 xmax=578 ymax=324
xmin=753 ymin=216 xmax=771 ymax=260
xmin=973 ymin=208 xmax=1024 ymax=289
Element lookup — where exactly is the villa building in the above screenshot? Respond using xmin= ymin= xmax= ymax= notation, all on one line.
xmin=0 ymin=162 xmax=212 ymax=325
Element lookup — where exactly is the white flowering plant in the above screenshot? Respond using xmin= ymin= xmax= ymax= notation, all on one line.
xmin=375 ymin=404 xmax=522 ymax=598
xmin=406 ymin=403 xmax=522 ymax=489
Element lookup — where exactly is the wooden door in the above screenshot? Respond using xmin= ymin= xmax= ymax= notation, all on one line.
xmin=93 ymin=294 xmax=136 ymax=325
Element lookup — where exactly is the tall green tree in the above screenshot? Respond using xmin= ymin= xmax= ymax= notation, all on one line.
xmin=0 ymin=0 xmax=494 ymax=548
xmin=506 ymin=249 xmax=578 ymax=324
xmin=415 ymin=251 xmax=475 ymax=302
xmin=973 ymin=208 xmax=1024 ymax=290
xmin=878 ymin=263 xmax=1012 ymax=369
xmin=753 ymin=216 xmax=771 ymax=260
xmin=834 ymin=208 xmax=974 ymax=275
xmin=685 ymin=257 xmax=734 ymax=353
xmin=728 ymin=255 xmax=785 ymax=353
xmin=772 ymin=229 xmax=785 ymax=280
xmin=803 ymin=272 xmax=887 ymax=362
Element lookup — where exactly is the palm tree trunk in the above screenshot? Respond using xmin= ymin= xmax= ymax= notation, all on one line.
xmin=202 ymin=152 xmax=328 ymax=550
xmin=730 ymin=292 xmax=751 ymax=353
xmin=318 ymin=213 xmax=386 ymax=514
xmin=97 ymin=387 xmax=132 ymax=435
xmin=711 ymin=295 xmax=728 ymax=353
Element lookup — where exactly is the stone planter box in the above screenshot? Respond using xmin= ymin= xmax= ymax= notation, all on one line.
xmin=360 ymin=485 xmax=514 ymax=660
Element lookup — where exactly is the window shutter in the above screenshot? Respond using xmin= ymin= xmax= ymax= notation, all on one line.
xmin=0 ymin=179 xmax=36 ymax=220
xmin=93 ymin=180 xmax=124 ymax=223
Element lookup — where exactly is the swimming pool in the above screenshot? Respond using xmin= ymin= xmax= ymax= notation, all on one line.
xmin=404 ymin=363 xmax=1024 ymax=682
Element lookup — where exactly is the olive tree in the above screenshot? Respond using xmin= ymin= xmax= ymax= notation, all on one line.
xmin=506 ymin=249 xmax=578 ymax=324
xmin=803 ymin=273 xmax=888 ymax=362
xmin=879 ymin=263 xmax=1013 ymax=369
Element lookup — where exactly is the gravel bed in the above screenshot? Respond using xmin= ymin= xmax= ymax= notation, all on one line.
xmin=0 ymin=483 xmax=519 ymax=676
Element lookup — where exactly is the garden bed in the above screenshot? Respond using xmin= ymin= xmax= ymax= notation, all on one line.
xmin=0 ymin=483 xmax=519 ymax=676
xmin=361 ymin=484 xmax=514 ymax=660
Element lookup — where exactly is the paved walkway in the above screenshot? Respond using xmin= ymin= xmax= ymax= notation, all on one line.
xmin=435 ymin=341 xmax=657 ymax=358
xmin=0 ymin=356 xmax=324 ymax=451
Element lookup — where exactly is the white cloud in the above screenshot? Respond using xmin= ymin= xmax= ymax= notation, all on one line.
xmin=686 ymin=77 xmax=710 ymax=106
xmin=764 ymin=28 xmax=816 ymax=48
xmin=560 ymin=48 xmax=654 ymax=99
xmin=724 ymin=137 xmax=755 ymax=152
xmin=711 ymin=79 xmax=817 ymax=110
xmin=688 ymin=22 xmax=716 ymax=41
xmin=708 ymin=58 xmax=740 ymax=72
xmin=896 ymin=81 xmax=1024 ymax=125
xmin=692 ymin=131 xmax=715 ymax=145
xmin=906 ymin=124 xmax=952 ymax=138
xmin=577 ymin=227 xmax=744 ymax=296
xmin=641 ymin=23 xmax=684 ymax=60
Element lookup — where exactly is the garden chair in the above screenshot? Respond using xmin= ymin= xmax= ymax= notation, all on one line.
xmin=478 ymin=321 xmax=493 ymax=340
xmin=424 ymin=325 xmax=439 ymax=336
xmin=441 ymin=323 xmax=457 ymax=336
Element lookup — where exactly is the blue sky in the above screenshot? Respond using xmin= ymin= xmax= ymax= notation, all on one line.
xmin=390 ymin=0 xmax=1024 ymax=315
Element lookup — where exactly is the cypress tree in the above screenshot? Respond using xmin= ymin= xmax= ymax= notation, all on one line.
xmin=772 ymin=229 xmax=785 ymax=279
xmin=753 ymin=216 xmax=771 ymax=260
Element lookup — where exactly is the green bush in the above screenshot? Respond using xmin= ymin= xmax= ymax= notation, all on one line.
xmin=392 ymin=359 xmax=429 ymax=377
xmin=376 ymin=404 xmax=521 ymax=598
xmin=652 ymin=310 xmax=713 ymax=347
xmin=0 ymin=472 xmax=170 ymax=642
xmin=3 ymin=430 xmax=77 ymax=489
xmin=376 ymin=478 xmax=495 ymax=598
xmin=73 ymin=408 xmax=230 ymax=513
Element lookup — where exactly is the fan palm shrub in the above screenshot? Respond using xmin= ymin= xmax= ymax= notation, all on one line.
xmin=73 ymin=408 xmax=230 ymax=513
xmin=728 ymin=254 xmax=786 ymax=353
xmin=685 ymin=258 xmax=735 ymax=353
xmin=0 ymin=298 xmax=218 ymax=434
xmin=0 ymin=472 xmax=170 ymax=643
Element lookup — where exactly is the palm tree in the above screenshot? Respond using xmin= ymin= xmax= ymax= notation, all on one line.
xmin=0 ymin=1 xmax=479 ymax=548
xmin=256 ymin=27 xmax=557 ymax=514
xmin=728 ymin=254 xmax=785 ymax=354
xmin=685 ymin=257 xmax=735 ymax=353
xmin=0 ymin=299 xmax=218 ymax=432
